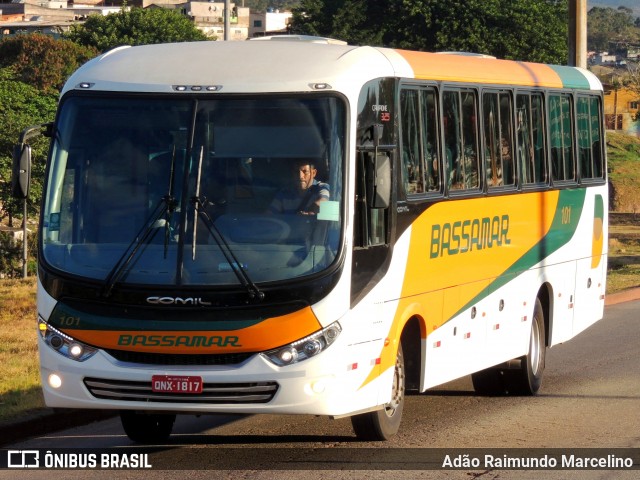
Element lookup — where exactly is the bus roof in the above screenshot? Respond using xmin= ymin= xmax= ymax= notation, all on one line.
xmin=62 ymin=39 xmax=602 ymax=96
xmin=395 ymin=50 xmax=601 ymax=90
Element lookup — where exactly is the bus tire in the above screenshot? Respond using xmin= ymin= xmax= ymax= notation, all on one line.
xmin=120 ymin=411 xmax=176 ymax=444
xmin=471 ymin=367 xmax=505 ymax=395
xmin=351 ymin=344 xmax=405 ymax=441
xmin=472 ymin=298 xmax=546 ymax=396
xmin=511 ymin=298 xmax=546 ymax=395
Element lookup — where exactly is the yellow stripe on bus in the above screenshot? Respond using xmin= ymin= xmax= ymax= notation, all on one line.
xmin=359 ymin=190 xmax=560 ymax=390
xmin=402 ymin=191 xmax=559 ymax=326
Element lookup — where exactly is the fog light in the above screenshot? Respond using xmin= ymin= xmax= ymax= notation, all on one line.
xmin=48 ymin=373 xmax=62 ymax=389
xmin=310 ymin=379 xmax=326 ymax=394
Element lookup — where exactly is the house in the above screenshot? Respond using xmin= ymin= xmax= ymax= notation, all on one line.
xmin=0 ymin=0 xmax=121 ymax=37
xmin=1 ymin=0 xmax=260 ymax=40
xmin=250 ymin=9 xmax=292 ymax=38
xmin=592 ymin=52 xmax=617 ymax=66
xmin=184 ymin=2 xmax=250 ymax=40
xmin=603 ymin=84 xmax=640 ymax=136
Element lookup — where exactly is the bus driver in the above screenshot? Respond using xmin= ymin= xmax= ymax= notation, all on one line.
xmin=269 ymin=160 xmax=330 ymax=215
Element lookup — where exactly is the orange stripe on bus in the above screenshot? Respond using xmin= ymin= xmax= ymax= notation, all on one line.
xmin=396 ymin=50 xmax=564 ymax=88
xmin=65 ymin=306 xmax=322 ymax=354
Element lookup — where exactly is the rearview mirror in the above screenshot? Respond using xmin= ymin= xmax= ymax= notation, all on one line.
xmin=11 ymin=122 xmax=54 ymax=199
xmin=366 ymin=151 xmax=391 ymax=209
xmin=12 ymin=143 xmax=32 ymax=199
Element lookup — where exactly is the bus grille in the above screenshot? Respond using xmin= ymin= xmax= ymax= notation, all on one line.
xmin=105 ymin=349 xmax=254 ymax=366
xmin=83 ymin=378 xmax=278 ymax=404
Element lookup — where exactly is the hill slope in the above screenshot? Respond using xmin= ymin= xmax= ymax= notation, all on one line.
xmin=607 ymin=131 xmax=640 ymax=213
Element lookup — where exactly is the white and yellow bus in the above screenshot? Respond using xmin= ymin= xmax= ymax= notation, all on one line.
xmin=13 ymin=37 xmax=607 ymax=442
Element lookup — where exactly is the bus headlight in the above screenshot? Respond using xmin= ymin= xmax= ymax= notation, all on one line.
xmin=262 ymin=322 xmax=342 ymax=366
xmin=38 ymin=317 xmax=98 ymax=362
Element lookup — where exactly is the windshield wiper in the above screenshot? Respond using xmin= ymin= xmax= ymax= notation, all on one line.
xmin=192 ymin=199 xmax=264 ymax=302
xmin=101 ymin=198 xmax=173 ymax=297
xmin=101 ymin=147 xmax=178 ymax=298
xmin=191 ymin=150 xmax=264 ymax=302
xmin=192 ymin=146 xmax=204 ymax=261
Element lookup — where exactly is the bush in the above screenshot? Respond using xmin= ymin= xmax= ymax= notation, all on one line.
xmin=0 ymin=34 xmax=98 ymax=92
xmin=0 ymin=230 xmax=37 ymax=278
xmin=0 ymin=231 xmax=23 ymax=278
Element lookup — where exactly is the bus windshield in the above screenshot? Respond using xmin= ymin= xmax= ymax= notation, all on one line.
xmin=42 ymin=95 xmax=345 ymax=287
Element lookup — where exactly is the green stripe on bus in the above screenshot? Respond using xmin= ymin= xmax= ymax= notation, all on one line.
xmin=48 ymin=303 xmax=265 ymax=332
xmin=548 ymin=65 xmax=591 ymax=90
xmin=594 ymin=194 xmax=604 ymax=221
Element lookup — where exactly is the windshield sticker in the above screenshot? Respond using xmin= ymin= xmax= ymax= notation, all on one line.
xmin=49 ymin=213 xmax=60 ymax=232
xmin=317 ymin=201 xmax=340 ymax=222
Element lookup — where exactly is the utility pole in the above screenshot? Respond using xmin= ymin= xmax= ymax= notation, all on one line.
xmin=224 ymin=0 xmax=230 ymax=41
xmin=22 ymin=199 xmax=28 ymax=278
xmin=568 ymin=0 xmax=587 ymax=68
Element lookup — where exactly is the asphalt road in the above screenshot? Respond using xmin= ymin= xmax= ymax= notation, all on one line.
xmin=2 ymin=299 xmax=639 ymax=479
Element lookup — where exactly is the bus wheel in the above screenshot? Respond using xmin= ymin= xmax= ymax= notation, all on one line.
xmin=511 ymin=298 xmax=546 ymax=395
xmin=471 ymin=367 xmax=505 ymax=395
xmin=472 ymin=298 xmax=546 ymax=396
xmin=120 ymin=411 xmax=176 ymax=444
xmin=351 ymin=344 xmax=405 ymax=441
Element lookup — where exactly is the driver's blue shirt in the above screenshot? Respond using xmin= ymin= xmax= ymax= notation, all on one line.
xmin=269 ymin=180 xmax=330 ymax=214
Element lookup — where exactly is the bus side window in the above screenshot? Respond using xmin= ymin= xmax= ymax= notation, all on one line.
xmin=531 ymin=94 xmax=547 ymax=183
xmin=400 ymin=86 xmax=440 ymax=197
xmin=483 ymin=91 xmax=515 ymax=188
xmin=577 ymin=95 xmax=605 ymax=182
xmin=590 ymin=96 xmax=604 ymax=179
xmin=444 ymin=89 xmax=480 ymax=192
xmin=422 ymin=88 xmax=440 ymax=192
xmin=577 ymin=96 xmax=593 ymax=179
xmin=549 ymin=93 xmax=575 ymax=183
xmin=400 ymin=88 xmax=423 ymax=194
xmin=517 ymin=92 xmax=547 ymax=186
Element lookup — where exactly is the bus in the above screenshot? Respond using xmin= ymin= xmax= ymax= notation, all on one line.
xmin=13 ymin=37 xmax=607 ymax=442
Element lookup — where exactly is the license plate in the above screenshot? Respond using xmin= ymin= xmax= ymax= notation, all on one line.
xmin=152 ymin=375 xmax=203 ymax=394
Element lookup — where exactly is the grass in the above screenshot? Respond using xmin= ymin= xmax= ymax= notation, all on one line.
xmin=607 ymin=213 xmax=640 ymax=294
xmin=0 ymin=277 xmax=43 ymax=424
xmin=606 ymin=132 xmax=640 ymax=294
xmin=607 ymin=132 xmax=640 ymax=213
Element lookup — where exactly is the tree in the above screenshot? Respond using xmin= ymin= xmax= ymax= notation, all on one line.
xmin=291 ymin=0 xmax=569 ymax=64
xmin=291 ymin=0 xmax=337 ymax=38
xmin=0 ymin=35 xmax=92 ymax=229
xmin=64 ymin=7 xmax=210 ymax=53
xmin=0 ymin=35 xmax=91 ymax=276
xmin=626 ymin=63 xmax=640 ymax=117
xmin=244 ymin=0 xmax=269 ymax=13
xmin=244 ymin=1 xmax=301 ymax=13
xmin=0 ymin=68 xmax=57 ymax=228
xmin=587 ymin=6 xmax=639 ymax=52
xmin=0 ymin=34 xmax=98 ymax=93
